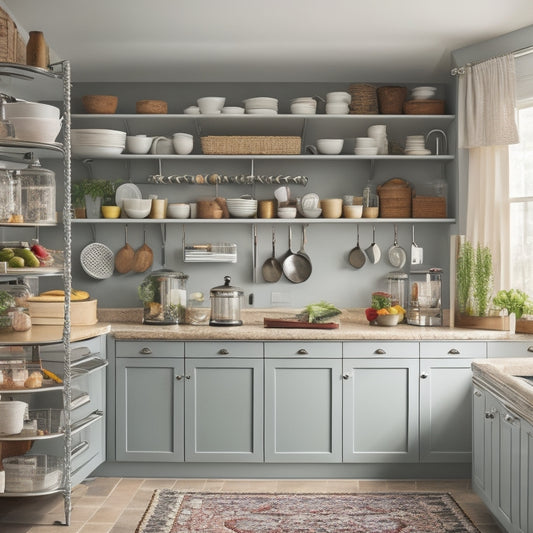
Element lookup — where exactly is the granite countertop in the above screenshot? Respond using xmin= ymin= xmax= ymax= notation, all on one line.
xmin=472 ymin=358 xmax=533 ymax=426
xmin=97 ymin=308 xmax=532 ymax=342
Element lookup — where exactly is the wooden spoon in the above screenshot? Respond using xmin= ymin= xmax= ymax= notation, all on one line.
xmin=115 ymin=225 xmax=135 ymax=274
xmin=133 ymin=227 xmax=153 ymax=272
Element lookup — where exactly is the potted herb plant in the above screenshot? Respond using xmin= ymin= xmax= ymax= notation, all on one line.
xmin=72 ymin=178 xmax=121 ymax=218
xmin=493 ymin=289 xmax=533 ymax=333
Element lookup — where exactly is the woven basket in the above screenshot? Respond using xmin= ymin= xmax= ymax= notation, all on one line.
xmin=412 ymin=196 xmax=446 ymax=218
xmin=377 ymin=86 xmax=407 ymax=114
xmin=0 ymin=8 xmax=25 ymax=64
xmin=201 ymin=136 xmax=301 ymax=155
xmin=403 ymin=99 xmax=445 ymax=115
xmin=377 ymin=178 xmax=413 ymax=218
xmin=348 ymin=83 xmax=378 ymax=114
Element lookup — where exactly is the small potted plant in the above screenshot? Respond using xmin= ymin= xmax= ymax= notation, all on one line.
xmin=492 ymin=289 xmax=533 ymax=333
xmin=72 ymin=179 xmax=121 ymax=219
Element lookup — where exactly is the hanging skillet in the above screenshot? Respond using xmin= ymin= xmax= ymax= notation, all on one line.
xmin=365 ymin=225 xmax=381 ymax=264
xmin=387 ymin=224 xmax=407 ymax=269
xmin=348 ymin=224 xmax=366 ymax=269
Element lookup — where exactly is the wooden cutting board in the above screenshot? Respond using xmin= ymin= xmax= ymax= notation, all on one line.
xmin=263 ymin=318 xmax=339 ymax=329
xmin=28 ymin=299 xmax=98 ymax=326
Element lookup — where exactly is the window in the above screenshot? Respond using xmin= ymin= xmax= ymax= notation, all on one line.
xmin=509 ymin=104 xmax=533 ymax=292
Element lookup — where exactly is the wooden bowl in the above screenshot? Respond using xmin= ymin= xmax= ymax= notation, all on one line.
xmin=136 ymin=100 xmax=168 ymax=114
xmin=82 ymin=95 xmax=118 ymax=114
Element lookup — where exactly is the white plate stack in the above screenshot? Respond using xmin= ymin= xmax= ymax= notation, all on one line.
xmin=290 ymin=97 xmax=317 ymax=115
xmin=354 ymin=137 xmax=378 ymax=155
xmin=367 ymin=124 xmax=388 ymax=155
xmin=243 ymin=97 xmax=278 ymax=115
xmin=410 ymin=86 xmax=437 ymax=100
xmin=226 ymin=198 xmax=258 ymax=218
xmin=72 ymin=129 xmax=127 ymax=157
xmin=404 ymin=135 xmax=431 ymax=155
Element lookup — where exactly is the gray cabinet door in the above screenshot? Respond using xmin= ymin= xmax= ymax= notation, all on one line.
xmin=116 ymin=358 xmax=184 ymax=462
xmin=520 ymin=418 xmax=533 ymax=533
xmin=472 ymin=387 xmax=489 ymax=498
xmin=419 ymin=358 xmax=477 ymax=463
xmin=264 ymin=358 xmax=342 ymax=462
xmin=343 ymin=358 xmax=419 ymax=463
xmin=185 ymin=358 xmax=263 ymax=462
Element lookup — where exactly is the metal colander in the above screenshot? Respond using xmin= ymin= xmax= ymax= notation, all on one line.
xmin=80 ymin=242 xmax=114 ymax=279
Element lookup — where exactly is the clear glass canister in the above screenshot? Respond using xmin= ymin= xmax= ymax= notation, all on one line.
xmin=407 ymin=268 xmax=443 ymax=326
xmin=15 ymin=159 xmax=56 ymax=224
xmin=387 ymin=271 xmax=408 ymax=310
xmin=362 ymin=182 xmax=379 ymax=218
xmin=0 ymin=169 xmax=21 ymax=223
xmin=139 ymin=269 xmax=188 ymax=325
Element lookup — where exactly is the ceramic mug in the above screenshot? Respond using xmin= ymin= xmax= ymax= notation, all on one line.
xmin=150 ymin=136 xmax=174 ymax=154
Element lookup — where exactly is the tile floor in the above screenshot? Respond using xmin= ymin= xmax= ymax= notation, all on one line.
xmin=0 ymin=477 xmax=503 ymax=532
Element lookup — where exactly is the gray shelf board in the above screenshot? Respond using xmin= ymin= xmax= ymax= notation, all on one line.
xmin=73 ymin=218 xmax=455 ymax=225
xmin=0 ymin=63 xmax=63 ymax=101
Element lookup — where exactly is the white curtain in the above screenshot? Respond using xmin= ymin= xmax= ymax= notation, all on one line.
xmin=457 ymin=53 xmax=519 ymax=291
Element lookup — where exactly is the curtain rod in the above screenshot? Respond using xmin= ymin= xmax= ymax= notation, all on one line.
xmin=451 ymin=45 xmax=533 ymax=76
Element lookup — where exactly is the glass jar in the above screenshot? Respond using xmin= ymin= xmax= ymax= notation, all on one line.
xmin=15 ymin=159 xmax=56 ymax=224
xmin=139 ymin=269 xmax=188 ymax=325
xmin=0 ymin=170 xmax=21 ymax=223
xmin=387 ymin=271 xmax=408 ymax=310
xmin=209 ymin=276 xmax=243 ymax=326
xmin=186 ymin=292 xmax=209 ymax=326
xmin=8 ymin=307 xmax=31 ymax=332
xmin=407 ymin=268 xmax=443 ymax=326
xmin=362 ymin=182 xmax=379 ymax=218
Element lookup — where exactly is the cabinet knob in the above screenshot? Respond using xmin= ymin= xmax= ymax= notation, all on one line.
xmin=448 ymin=348 xmax=460 ymax=355
xmin=485 ymin=411 xmax=495 ymax=419
xmin=140 ymin=347 xmax=152 ymax=355
xmin=528 ymin=346 xmax=533 ymax=353
xmin=474 ymin=390 xmax=482 ymax=397
xmin=504 ymin=414 xmax=516 ymax=423
xmin=374 ymin=349 xmax=386 ymax=355
xmin=185 ymin=375 xmax=191 ymax=380
xmin=420 ymin=372 xmax=429 ymax=379
xmin=176 ymin=375 xmax=183 ymax=381
xmin=218 ymin=349 xmax=229 ymax=355
xmin=342 ymin=373 xmax=350 ymax=380
xmin=297 ymin=348 xmax=308 ymax=355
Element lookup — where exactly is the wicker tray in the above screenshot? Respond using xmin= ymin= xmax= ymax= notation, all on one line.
xmin=201 ymin=136 xmax=301 ymax=155
xmin=412 ymin=196 xmax=446 ymax=218
xmin=403 ymin=99 xmax=445 ymax=115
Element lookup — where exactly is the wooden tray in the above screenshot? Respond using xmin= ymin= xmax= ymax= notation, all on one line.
xmin=264 ymin=318 xmax=339 ymax=329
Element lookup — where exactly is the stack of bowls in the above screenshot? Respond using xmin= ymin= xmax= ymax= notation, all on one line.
xmin=411 ymin=86 xmax=437 ymax=100
xmin=277 ymin=206 xmax=297 ymax=219
xmin=197 ymin=97 xmax=225 ymax=114
xmin=226 ymin=198 xmax=258 ymax=218
xmin=367 ymin=124 xmax=388 ymax=155
xmin=243 ymin=97 xmax=278 ymax=115
xmin=122 ymin=198 xmax=152 ymax=219
xmin=4 ymin=101 xmax=62 ymax=144
xmin=71 ymin=129 xmax=126 ymax=157
xmin=354 ymin=137 xmax=378 ymax=155
xmin=404 ymin=135 xmax=430 ymax=155
xmin=290 ymin=97 xmax=316 ymax=115
xmin=222 ymin=106 xmax=245 ymax=114
xmin=325 ymin=92 xmax=350 ymax=115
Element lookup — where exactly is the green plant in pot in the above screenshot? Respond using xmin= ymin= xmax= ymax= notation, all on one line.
xmin=493 ymin=289 xmax=533 ymax=319
xmin=72 ymin=178 xmax=121 ymax=218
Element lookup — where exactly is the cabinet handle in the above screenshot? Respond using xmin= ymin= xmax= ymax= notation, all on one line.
xmin=504 ymin=414 xmax=516 ymax=423
xmin=528 ymin=346 xmax=533 ymax=353
xmin=374 ymin=349 xmax=386 ymax=355
xmin=448 ymin=348 xmax=460 ymax=355
xmin=485 ymin=411 xmax=495 ymax=419
xmin=176 ymin=375 xmax=183 ymax=381
xmin=420 ymin=372 xmax=429 ymax=379
xmin=474 ymin=390 xmax=482 ymax=397
xmin=140 ymin=347 xmax=152 ymax=355
xmin=218 ymin=349 xmax=229 ymax=355
xmin=297 ymin=348 xmax=308 ymax=355
xmin=185 ymin=375 xmax=191 ymax=380
xmin=342 ymin=373 xmax=350 ymax=380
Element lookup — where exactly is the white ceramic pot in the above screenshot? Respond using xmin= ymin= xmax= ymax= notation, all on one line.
xmin=0 ymin=401 xmax=27 ymax=435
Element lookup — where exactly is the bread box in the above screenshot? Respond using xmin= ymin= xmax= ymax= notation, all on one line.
xmin=28 ymin=298 xmax=97 ymax=326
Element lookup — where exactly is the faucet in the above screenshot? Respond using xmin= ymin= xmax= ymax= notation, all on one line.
xmin=425 ymin=129 xmax=448 ymax=155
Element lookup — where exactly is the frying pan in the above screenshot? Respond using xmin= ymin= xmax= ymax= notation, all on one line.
xmin=261 ymin=227 xmax=283 ymax=283
xmin=283 ymin=225 xmax=312 ymax=283
xmin=365 ymin=225 xmax=381 ymax=264
xmin=387 ymin=224 xmax=407 ymax=269
xmin=348 ymin=224 xmax=366 ymax=269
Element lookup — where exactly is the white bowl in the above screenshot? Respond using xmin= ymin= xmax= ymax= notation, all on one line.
xmin=326 ymin=91 xmax=351 ymax=104
xmin=122 ymin=198 xmax=152 ymax=217
xmin=11 ymin=117 xmax=62 ymax=143
xmin=290 ymin=103 xmax=316 ymax=115
xmin=325 ymin=102 xmax=349 ymax=115
xmin=167 ymin=203 xmax=190 ymax=218
xmin=184 ymin=106 xmax=200 ymax=114
xmin=71 ymin=145 xmax=124 ymax=157
xmin=172 ymin=134 xmax=193 ymax=155
xmin=355 ymin=147 xmax=379 ymax=155
xmin=343 ymin=205 xmax=363 ymax=218
xmin=222 ymin=106 xmax=245 ymax=114
xmin=197 ymin=97 xmax=225 ymax=114
xmin=277 ymin=207 xmax=297 ymax=219
xmin=316 ymin=138 xmax=344 ymax=154
xmin=302 ymin=207 xmax=322 ymax=218
xmin=355 ymin=137 xmax=378 ymax=146
xmin=4 ymin=101 xmax=61 ymax=119
xmin=126 ymin=135 xmax=153 ymax=154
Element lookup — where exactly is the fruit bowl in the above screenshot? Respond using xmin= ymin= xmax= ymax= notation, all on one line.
xmin=376 ymin=314 xmax=399 ymax=327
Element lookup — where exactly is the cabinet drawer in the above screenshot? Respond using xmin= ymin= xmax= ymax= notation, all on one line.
xmin=115 ymin=340 xmax=184 ymax=358
xmin=488 ymin=341 xmax=533 ymax=358
xmin=264 ymin=342 xmax=342 ymax=358
xmin=420 ymin=341 xmax=486 ymax=358
xmin=343 ymin=342 xmax=418 ymax=358
xmin=185 ymin=341 xmax=263 ymax=358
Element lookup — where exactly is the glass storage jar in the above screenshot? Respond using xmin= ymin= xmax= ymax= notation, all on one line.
xmin=209 ymin=276 xmax=243 ymax=326
xmin=15 ymin=159 xmax=56 ymax=224
xmin=0 ymin=169 xmax=21 ymax=223
xmin=407 ymin=268 xmax=443 ymax=326
xmin=362 ymin=182 xmax=379 ymax=218
xmin=387 ymin=271 xmax=408 ymax=310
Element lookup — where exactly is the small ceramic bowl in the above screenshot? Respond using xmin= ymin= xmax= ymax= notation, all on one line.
xmin=277 ymin=207 xmax=297 ymax=219
xmin=376 ymin=314 xmax=399 ymax=327
xmin=316 ymin=138 xmax=344 ymax=155
xmin=343 ymin=205 xmax=363 ymax=218
xmin=167 ymin=203 xmax=191 ymax=218
xmin=101 ymin=205 xmax=121 ymax=219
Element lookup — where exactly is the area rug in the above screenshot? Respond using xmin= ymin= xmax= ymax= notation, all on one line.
xmin=135 ymin=489 xmax=480 ymax=533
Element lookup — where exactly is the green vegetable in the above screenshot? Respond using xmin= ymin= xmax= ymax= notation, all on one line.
xmin=0 ymin=290 xmax=15 ymax=314
xmin=492 ymin=289 xmax=533 ymax=319
xmin=298 ymin=301 xmax=342 ymax=323
xmin=138 ymin=277 xmax=157 ymax=303
xmin=371 ymin=292 xmax=391 ymax=310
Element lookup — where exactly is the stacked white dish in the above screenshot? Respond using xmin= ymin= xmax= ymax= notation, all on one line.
xmin=325 ymin=91 xmax=350 ymax=114
xmin=277 ymin=206 xmax=297 ymax=219
xmin=367 ymin=124 xmax=388 ymax=155
xmin=72 ymin=128 xmax=126 ymax=157
xmin=226 ymin=198 xmax=258 ymax=218
xmin=411 ymin=86 xmax=437 ymax=100
xmin=197 ymin=97 xmax=225 ymax=114
xmin=222 ymin=106 xmax=245 ymax=114
xmin=404 ymin=135 xmax=431 ymax=155
xmin=243 ymin=97 xmax=278 ymax=115
xmin=122 ymin=198 xmax=152 ymax=218
xmin=4 ymin=101 xmax=62 ymax=144
xmin=300 ymin=192 xmax=321 ymax=218
xmin=354 ymin=137 xmax=378 ymax=155
xmin=290 ymin=97 xmax=316 ymax=115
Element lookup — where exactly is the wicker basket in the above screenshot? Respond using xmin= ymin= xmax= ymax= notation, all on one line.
xmin=412 ymin=196 xmax=446 ymax=218
xmin=377 ymin=86 xmax=407 ymax=114
xmin=348 ymin=83 xmax=378 ymax=114
xmin=0 ymin=8 xmax=25 ymax=64
xmin=201 ymin=136 xmax=301 ymax=155
xmin=403 ymin=99 xmax=445 ymax=115
xmin=377 ymin=178 xmax=413 ymax=218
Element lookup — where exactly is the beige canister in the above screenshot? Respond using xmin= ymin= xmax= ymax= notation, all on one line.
xmin=320 ymin=198 xmax=343 ymax=218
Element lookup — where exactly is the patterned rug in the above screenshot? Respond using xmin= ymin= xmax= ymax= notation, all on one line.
xmin=135 ymin=490 xmax=480 ymax=533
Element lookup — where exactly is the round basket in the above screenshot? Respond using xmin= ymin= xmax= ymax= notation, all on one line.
xmin=377 ymin=178 xmax=413 ymax=218
xmin=80 ymin=242 xmax=115 ymax=279
xmin=377 ymin=86 xmax=407 ymax=114
xmin=348 ymin=83 xmax=378 ymax=114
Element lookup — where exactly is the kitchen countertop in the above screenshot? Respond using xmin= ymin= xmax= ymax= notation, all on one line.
xmin=98 ymin=308 xmax=533 ymax=341
xmin=472 ymin=358 xmax=533 ymax=426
